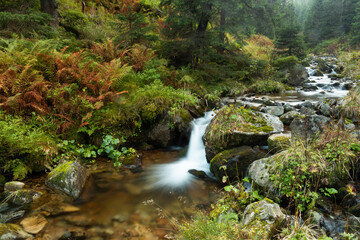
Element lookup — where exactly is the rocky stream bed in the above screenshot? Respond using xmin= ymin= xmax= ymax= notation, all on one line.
xmin=1 ymin=56 xmax=360 ymax=240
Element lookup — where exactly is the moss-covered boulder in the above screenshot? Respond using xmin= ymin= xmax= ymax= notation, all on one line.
xmin=0 ymin=223 xmax=32 ymax=239
xmin=203 ymin=105 xmax=283 ymax=161
xmin=262 ymin=106 xmax=284 ymax=116
xmin=45 ymin=161 xmax=88 ymax=199
xmin=267 ymin=133 xmax=291 ymax=153
xmin=210 ymin=146 xmax=267 ymax=183
xmin=241 ymin=199 xmax=287 ymax=239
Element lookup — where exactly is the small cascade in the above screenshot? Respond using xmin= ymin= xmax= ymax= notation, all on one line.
xmin=146 ymin=111 xmax=215 ymax=189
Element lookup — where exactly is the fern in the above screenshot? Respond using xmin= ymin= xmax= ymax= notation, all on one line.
xmin=128 ymin=44 xmax=156 ymax=72
xmin=91 ymin=38 xmax=129 ymax=62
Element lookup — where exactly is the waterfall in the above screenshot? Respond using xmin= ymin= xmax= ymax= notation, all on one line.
xmin=146 ymin=111 xmax=215 ymax=189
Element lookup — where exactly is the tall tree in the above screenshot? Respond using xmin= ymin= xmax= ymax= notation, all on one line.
xmin=40 ymin=0 xmax=58 ymax=27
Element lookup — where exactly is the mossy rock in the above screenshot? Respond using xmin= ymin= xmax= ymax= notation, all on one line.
xmin=241 ymin=199 xmax=287 ymax=239
xmin=204 ymin=105 xmax=283 ymax=161
xmin=0 ymin=223 xmax=32 ymax=239
xmin=210 ymin=146 xmax=267 ymax=183
xmin=267 ymin=133 xmax=291 ymax=153
xmin=45 ymin=161 xmax=88 ymax=199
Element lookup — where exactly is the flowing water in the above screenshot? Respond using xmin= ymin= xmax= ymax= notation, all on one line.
xmin=258 ymin=59 xmax=353 ymax=104
xmin=146 ymin=111 xmax=215 ymax=189
xmin=36 ymin=112 xmax=219 ymax=239
xmin=29 ymin=58 xmax=354 ymax=239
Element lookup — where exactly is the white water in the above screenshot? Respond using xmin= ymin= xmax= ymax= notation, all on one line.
xmin=146 ymin=111 xmax=215 ymax=189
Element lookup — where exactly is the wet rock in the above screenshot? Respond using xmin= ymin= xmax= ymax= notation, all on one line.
xmin=0 ymin=223 xmax=32 ymax=240
xmin=299 ymin=106 xmax=316 ymax=115
xmin=45 ymin=161 xmax=89 ymax=199
xmin=317 ymin=59 xmax=332 ymax=74
xmin=122 ymin=154 xmax=143 ymax=173
xmin=279 ymin=111 xmax=301 ymax=125
xmin=267 ymin=133 xmax=291 ymax=153
xmin=147 ymin=110 xmax=194 ymax=147
xmin=318 ymin=102 xmax=331 ymax=117
xmin=241 ymin=199 xmax=286 ymax=239
xmin=203 ymin=106 xmax=283 ymax=161
xmin=188 ymin=169 xmax=209 ymax=179
xmin=4 ymin=182 xmax=24 ymax=192
xmin=210 ymin=146 xmax=267 ymax=183
xmin=312 ymin=69 xmax=324 ymax=76
xmin=261 ymin=106 xmax=284 ymax=117
xmin=147 ymin=114 xmax=174 ymax=148
xmin=20 ymin=215 xmax=47 ymax=234
xmin=283 ymin=103 xmax=295 ymax=113
xmin=290 ymin=115 xmax=331 ymax=140
xmin=302 ymin=85 xmax=318 ymax=91
xmin=3 ymin=189 xmax=42 ymax=206
xmin=283 ymin=64 xmax=308 ymax=87
xmin=0 ymin=211 xmax=25 ymax=223
xmin=297 ymin=100 xmax=313 ymax=109
xmin=344 ymin=83 xmax=353 ymax=90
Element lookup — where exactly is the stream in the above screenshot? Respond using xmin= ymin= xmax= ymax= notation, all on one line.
xmin=10 ymin=57 xmax=355 ymax=239
xmin=35 ymin=112 xmax=219 ymax=239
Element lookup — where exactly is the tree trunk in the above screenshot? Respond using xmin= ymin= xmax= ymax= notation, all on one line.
xmin=194 ymin=2 xmax=212 ymax=65
xmin=41 ymin=0 xmax=58 ymax=27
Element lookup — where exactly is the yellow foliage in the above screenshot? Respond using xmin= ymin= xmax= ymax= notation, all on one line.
xmin=244 ymin=34 xmax=275 ymax=62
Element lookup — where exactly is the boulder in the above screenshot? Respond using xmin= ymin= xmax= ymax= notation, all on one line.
xmin=284 ymin=64 xmax=308 ymax=86
xmin=299 ymin=106 xmax=316 ymax=115
xmin=283 ymin=104 xmax=295 ymax=113
xmin=2 ymin=190 xmax=42 ymax=206
xmin=209 ymin=146 xmax=267 ymax=183
xmin=279 ymin=111 xmax=301 ymax=125
xmin=188 ymin=169 xmax=209 ymax=179
xmin=45 ymin=161 xmax=88 ymax=199
xmin=147 ymin=114 xmax=174 ymax=148
xmin=317 ymin=102 xmax=331 ymax=117
xmin=147 ymin=110 xmax=193 ymax=147
xmin=312 ymin=70 xmax=324 ymax=77
xmin=261 ymin=106 xmax=284 ymax=117
xmin=4 ymin=182 xmax=24 ymax=192
xmin=290 ymin=115 xmax=331 ymax=140
xmin=203 ymin=106 xmax=283 ymax=161
xmin=248 ymin=155 xmax=276 ymax=191
xmin=241 ymin=199 xmax=286 ymax=239
xmin=267 ymin=133 xmax=291 ymax=153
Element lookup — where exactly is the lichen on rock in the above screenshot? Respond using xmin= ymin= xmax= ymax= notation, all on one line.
xmin=45 ymin=161 xmax=88 ymax=199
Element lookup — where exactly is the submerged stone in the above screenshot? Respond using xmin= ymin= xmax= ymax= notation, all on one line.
xmin=45 ymin=161 xmax=88 ymax=199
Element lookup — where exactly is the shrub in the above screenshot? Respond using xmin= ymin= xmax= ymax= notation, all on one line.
xmin=0 ymin=112 xmax=57 ymax=180
xmin=248 ymin=79 xmax=287 ymax=94
xmin=270 ymin=128 xmax=360 ymax=212
xmin=0 ymin=11 xmax=56 ymax=38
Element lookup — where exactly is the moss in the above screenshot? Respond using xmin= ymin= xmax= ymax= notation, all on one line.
xmin=0 ymin=223 xmax=22 ymax=235
xmin=204 ymin=105 xmax=274 ymax=153
xmin=268 ymin=134 xmax=291 ymax=153
xmin=47 ymin=161 xmax=74 ymax=181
